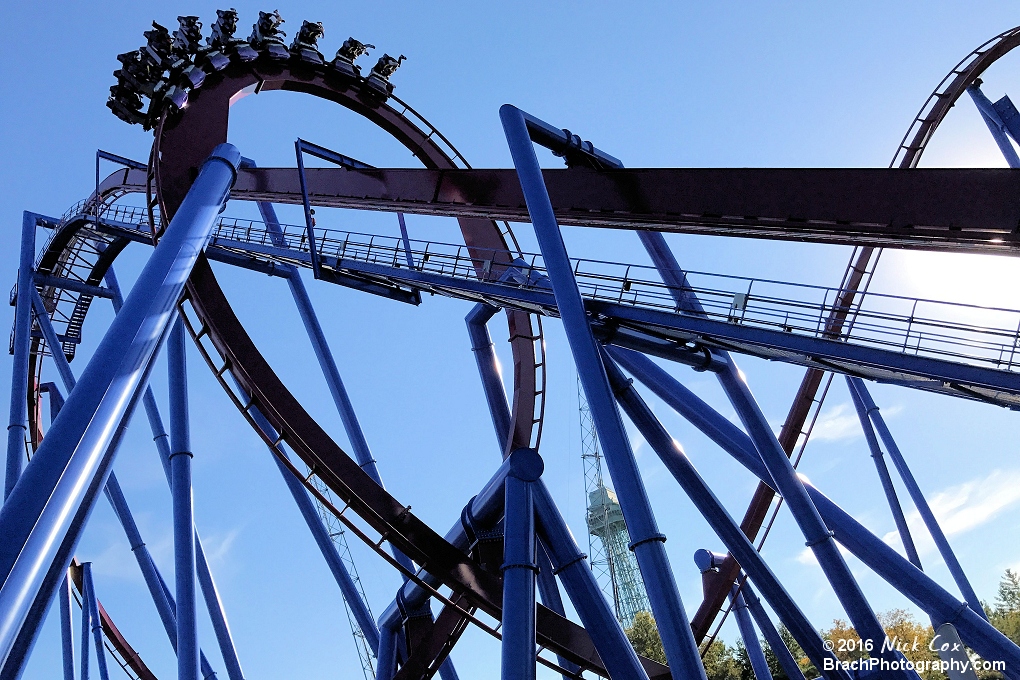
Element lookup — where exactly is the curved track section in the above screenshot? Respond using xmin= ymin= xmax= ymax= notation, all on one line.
xmin=693 ymin=23 xmax=1020 ymax=643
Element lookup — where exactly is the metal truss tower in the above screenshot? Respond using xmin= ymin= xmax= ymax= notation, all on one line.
xmin=579 ymin=377 xmax=651 ymax=628
xmin=306 ymin=467 xmax=377 ymax=680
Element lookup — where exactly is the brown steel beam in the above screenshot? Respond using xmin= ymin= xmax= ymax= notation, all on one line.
xmin=234 ymin=166 xmax=1020 ymax=253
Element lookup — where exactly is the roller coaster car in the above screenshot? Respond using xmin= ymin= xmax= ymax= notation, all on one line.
xmin=106 ymin=83 xmax=147 ymax=126
xmin=249 ymin=10 xmax=289 ymax=61
xmin=290 ymin=20 xmax=325 ymax=66
xmin=208 ymin=8 xmax=258 ymax=63
xmin=329 ymin=37 xmax=374 ymax=81
xmin=363 ymin=53 xmax=405 ymax=100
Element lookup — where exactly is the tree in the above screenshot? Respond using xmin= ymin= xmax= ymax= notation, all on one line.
xmin=625 ymin=611 xmax=667 ymax=665
xmin=989 ymin=568 xmax=1020 ymax=645
xmin=765 ymin=624 xmax=818 ymax=680
xmin=820 ymin=609 xmax=942 ymax=680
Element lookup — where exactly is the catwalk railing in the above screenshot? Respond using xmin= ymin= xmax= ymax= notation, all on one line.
xmin=57 ymin=202 xmax=1020 ymax=378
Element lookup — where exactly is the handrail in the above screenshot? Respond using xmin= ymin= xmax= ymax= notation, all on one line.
xmin=56 ymin=205 xmax=1020 ymax=375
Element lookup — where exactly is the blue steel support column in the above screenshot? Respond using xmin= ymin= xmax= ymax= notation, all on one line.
xmin=846 ymin=378 xmax=921 ymax=569
xmin=36 ymin=305 xmax=220 ymax=680
xmin=612 ymin=347 xmax=1020 ymax=669
xmin=604 ymin=348 xmax=844 ymax=679
xmin=967 ymin=85 xmax=1020 ymax=168
xmin=80 ymin=569 xmax=91 ymax=680
xmin=626 ymin=203 xmax=896 ymax=673
xmin=530 ymin=478 xmax=652 ymax=680
xmin=0 ymin=144 xmax=240 ymax=678
xmin=59 ymin=574 xmax=74 ymax=680
xmin=103 ymin=269 xmax=241 ymax=680
xmin=5 ymin=213 xmax=37 ymax=499
xmin=465 ymin=300 xmax=577 ymax=677
xmin=375 ymin=627 xmax=399 ymax=680
xmin=741 ymin=582 xmax=806 ymax=680
xmin=241 ymin=159 xmax=417 ymax=576
xmin=501 ymin=103 xmax=706 ymax=680
xmin=466 ymin=303 xmax=513 ymax=451
xmin=82 ymin=563 xmax=111 ymax=680
xmin=501 ymin=471 xmax=539 ymax=680
xmin=717 ymin=356 xmax=901 ymax=673
xmin=847 ymin=377 xmax=985 ymax=618
xmin=245 ymin=400 xmax=380 ymax=653
xmin=730 ymin=585 xmax=773 ymax=680
xmin=169 ymin=318 xmax=199 ymax=680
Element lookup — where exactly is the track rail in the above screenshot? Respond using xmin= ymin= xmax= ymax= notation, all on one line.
xmin=693 ymin=22 xmax=1020 ymax=643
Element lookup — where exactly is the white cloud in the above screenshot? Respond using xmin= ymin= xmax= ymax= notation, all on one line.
xmin=807 ymin=403 xmax=862 ymax=442
xmin=880 ymin=469 xmax=1020 ymax=556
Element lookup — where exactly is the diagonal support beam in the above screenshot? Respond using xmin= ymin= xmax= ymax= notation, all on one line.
xmin=501 ymin=103 xmax=706 ymax=680
xmin=0 ymin=144 xmax=241 ymax=679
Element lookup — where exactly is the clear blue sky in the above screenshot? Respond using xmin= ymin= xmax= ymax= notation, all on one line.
xmin=3 ymin=2 xmax=1020 ymax=678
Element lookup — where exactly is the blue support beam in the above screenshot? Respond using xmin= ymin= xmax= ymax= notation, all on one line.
xmin=59 ymin=574 xmax=74 ymax=680
xmin=0 ymin=144 xmax=241 ymax=679
xmin=967 ymin=84 xmax=1020 ymax=168
xmin=5 ymin=213 xmax=37 ymax=499
xmin=716 ymin=364 xmax=902 ymax=675
xmin=240 ymin=158 xmax=418 ymax=576
xmin=38 ymin=285 xmax=222 ymax=680
xmin=730 ymin=585 xmax=772 ymax=680
xmin=847 ymin=377 xmax=985 ymax=619
xmin=501 ymin=103 xmax=706 ymax=680
xmin=846 ymin=378 xmax=921 ymax=569
xmin=501 ymin=472 xmax=539 ymax=680
xmin=605 ymin=350 xmax=844 ymax=679
xmin=169 ymin=318 xmax=199 ymax=680
xmin=105 ymin=268 xmax=241 ymax=680
xmin=530 ymin=476 xmax=652 ymax=680
xmin=466 ymin=303 xmax=513 ymax=453
xmin=80 ymin=566 xmax=91 ymax=680
xmin=82 ymin=563 xmax=111 ymax=680
xmin=244 ymin=398 xmax=381 ymax=654
xmin=611 ymin=346 xmax=1020 ymax=669
xmin=613 ymin=195 xmax=899 ymax=674
xmin=741 ymin=581 xmax=807 ymax=680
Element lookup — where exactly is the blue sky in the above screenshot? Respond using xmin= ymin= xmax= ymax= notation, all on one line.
xmin=4 ymin=2 xmax=1020 ymax=678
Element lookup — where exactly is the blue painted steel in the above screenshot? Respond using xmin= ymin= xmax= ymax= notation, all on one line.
xmin=992 ymin=95 xmax=1020 ymax=146
xmin=466 ymin=303 xmax=513 ymax=452
xmin=534 ymin=544 xmax=581 ymax=679
xmin=39 ymin=378 xmax=222 ymax=679
xmin=80 ymin=566 xmax=91 ymax=680
xmin=846 ymin=378 xmax=921 ymax=569
xmin=294 ymin=141 xmax=323 ymax=278
xmin=741 ymin=581 xmax=807 ymax=680
xmin=59 ymin=575 xmax=74 ymax=680
xmin=530 ymin=477 xmax=651 ymax=680
xmin=5 ymin=213 xmax=37 ymax=499
xmin=246 ymin=400 xmax=381 ymax=653
xmin=501 ymin=472 xmax=539 ymax=680
xmin=848 ymin=377 xmax=985 ymax=618
xmin=731 ymin=585 xmax=772 ymax=680
xmin=82 ymin=563 xmax=111 ymax=680
xmin=169 ymin=317 xmax=200 ymax=680
xmin=0 ymin=144 xmax=240 ymax=676
xmin=102 ymin=268 xmax=232 ymax=680
xmin=718 ymin=364 xmax=901 ymax=677
xmin=241 ymin=158 xmax=416 ymax=580
xmin=501 ymin=103 xmax=706 ymax=680
xmin=603 ymin=349 xmax=844 ymax=679
xmin=967 ymin=85 xmax=1020 ymax=168
xmin=397 ymin=214 xmax=415 ymax=269
xmin=376 ymin=450 xmax=542 ymax=680
xmin=375 ymin=627 xmax=399 ymax=680
xmin=33 ymin=273 xmax=114 ymax=300
xmin=612 ymin=346 xmax=1020 ymax=668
